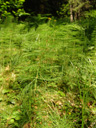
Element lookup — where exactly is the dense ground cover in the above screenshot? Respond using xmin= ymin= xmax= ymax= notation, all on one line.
xmin=0 ymin=16 xmax=96 ymax=128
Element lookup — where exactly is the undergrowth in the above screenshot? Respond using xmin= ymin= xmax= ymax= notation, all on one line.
xmin=0 ymin=16 xmax=96 ymax=128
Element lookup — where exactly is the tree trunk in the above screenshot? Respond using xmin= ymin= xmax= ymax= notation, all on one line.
xmin=70 ymin=4 xmax=73 ymax=22
xmin=78 ymin=9 xmax=81 ymax=19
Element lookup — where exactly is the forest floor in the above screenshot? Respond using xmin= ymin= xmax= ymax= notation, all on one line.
xmin=0 ymin=17 xmax=96 ymax=128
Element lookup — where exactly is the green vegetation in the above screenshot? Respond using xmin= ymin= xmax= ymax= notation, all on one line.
xmin=0 ymin=15 xmax=96 ymax=128
xmin=0 ymin=0 xmax=26 ymax=19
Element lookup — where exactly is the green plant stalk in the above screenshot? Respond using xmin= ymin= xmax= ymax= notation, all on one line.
xmin=34 ymin=69 xmax=38 ymax=91
xmin=78 ymin=82 xmax=85 ymax=128
xmin=9 ymin=34 xmax=12 ymax=66
xmin=81 ymin=89 xmax=86 ymax=128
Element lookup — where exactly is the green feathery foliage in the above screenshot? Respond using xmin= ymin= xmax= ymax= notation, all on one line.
xmin=0 ymin=16 xmax=96 ymax=128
